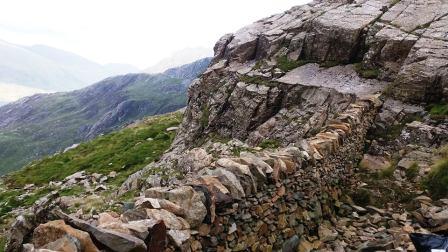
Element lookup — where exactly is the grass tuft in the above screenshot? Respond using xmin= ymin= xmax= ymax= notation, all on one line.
xmin=405 ymin=162 xmax=419 ymax=180
xmin=352 ymin=188 xmax=372 ymax=206
xmin=424 ymin=147 xmax=448 ymax=199
xmin=378 ymin=163 xmax=396 ymax=179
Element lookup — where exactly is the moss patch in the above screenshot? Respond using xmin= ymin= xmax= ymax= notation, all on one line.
xmin=200 ymin=105 xmax=210 ymax=129
xmin=240 ymin=75 xmax=270 ymax=86
xmin=354 ymin=63 xmax=379 ymax=79
xmin=427 ymin=102 xmax=448 ymax=120
xmin=259 ymin=139 xmax=281 ymax=149
xmin=276 ymin=56 xmax=313 ymax=72
xmin=0 ymin=235 xmax=5 ymax=252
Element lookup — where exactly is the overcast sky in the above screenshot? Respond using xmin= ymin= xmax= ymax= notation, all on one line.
xmin=0 ymin=0 xmax=310 ymax=68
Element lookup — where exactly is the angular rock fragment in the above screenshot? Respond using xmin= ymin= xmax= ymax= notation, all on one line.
xmin=144 ymin=186 xmax=206 ymax=228
xmin=54 ymin=210 xmax=147 ymax=252
xmin=33 ymin=220 xmax=99 ymax=252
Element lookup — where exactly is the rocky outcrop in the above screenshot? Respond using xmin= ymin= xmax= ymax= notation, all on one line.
xmin=173 ymin=0 xmax=447 ymax=152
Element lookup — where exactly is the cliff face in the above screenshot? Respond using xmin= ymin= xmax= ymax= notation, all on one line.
xmin=3 ymin=1 xmax=448 ymax=252
xmin=174 ymin=0 xmax=447 ymax=150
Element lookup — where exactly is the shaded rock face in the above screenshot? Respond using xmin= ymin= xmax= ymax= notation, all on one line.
xmin=173 ymin=0 xmax=447 ymax=151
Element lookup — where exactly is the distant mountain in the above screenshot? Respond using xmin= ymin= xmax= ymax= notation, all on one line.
xmin=0 ymin=40 xmax=140 ymax=103
xmin=0 ymin=57 xmax=210 ymax=175
xmin=145 ymin=47 xmax=213 ymax=73
xmin=103 ymin=63 xmax=141 ymax=77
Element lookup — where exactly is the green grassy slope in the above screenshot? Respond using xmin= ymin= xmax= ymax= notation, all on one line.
xmin=4 ymin=112 xmax=182 ymax=188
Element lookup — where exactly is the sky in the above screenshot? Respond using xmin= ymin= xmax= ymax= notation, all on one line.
xmin=0 ymin=0 xmax=310 ymax=68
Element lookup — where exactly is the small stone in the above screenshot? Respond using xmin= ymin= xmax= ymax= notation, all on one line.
xmin=166 ymin=127 xmax=179 ymax=132
xmin=365 ymin=206 xmax=386 ymax=215
xmin=352 ymin=205 xmax=368 ymax=214
xmin=228 ymin=223 xmax=237 ymax=234
xmin=167 ymin=230 xmax=190 ymax=248
xmin=282 ymin=235 xmax=299 ymax=252
xmin=191 ymin=240 xmax=202 ymax=251
xmin=318 ymin=225 xmax=338 ymax=242
xmin=359 ymin=155 xmax=391 ymax=172
xmin=198 ymin=224 xmax=210 ymax=236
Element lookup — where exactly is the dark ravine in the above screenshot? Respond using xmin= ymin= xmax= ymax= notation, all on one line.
xmin=0 ymin=58 xmax=211 ymax=175
xmin=2 ymin=0 xmax=448 ymax=251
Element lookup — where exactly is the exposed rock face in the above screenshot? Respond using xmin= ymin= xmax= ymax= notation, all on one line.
xmin=378 ymin=1 xmax=448 ymax=102
xmin=171 ymin=0 xmax=447 ymax=152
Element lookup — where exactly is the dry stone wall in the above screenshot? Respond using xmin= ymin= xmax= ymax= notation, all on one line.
xmin=106 ymin=95 xmax=381 ymax=251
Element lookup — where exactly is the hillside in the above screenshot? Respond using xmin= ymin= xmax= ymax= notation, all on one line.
xmin=2 ymin=1 xmax=448 ymax=252
xmin=0 ymin=40 xmax=139 ymax=104
xmin=0 ymin=58 xmax=210 ymax=174
xmin=0 ymin=112 xmax=182 ymax=249
xmin=144 ymin=47 xmax=213 ymax=73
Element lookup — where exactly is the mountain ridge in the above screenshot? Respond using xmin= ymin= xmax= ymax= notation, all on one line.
xmin=0 ymin=40 xmax=140 ymax=103
xmin=0 ymin=57 xmax=210 ymax=175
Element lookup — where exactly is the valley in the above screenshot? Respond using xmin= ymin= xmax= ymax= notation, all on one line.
xmin=0 ymin=58 xmax=210 ymax=174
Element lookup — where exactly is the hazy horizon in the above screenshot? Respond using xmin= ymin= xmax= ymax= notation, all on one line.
xmin=0 ymin=0 xmax=309 ymax=68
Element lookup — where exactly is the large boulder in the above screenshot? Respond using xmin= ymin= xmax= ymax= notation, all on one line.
xmin=54 ymin=210 xmax=147 ymax=252
xmin=33 ymin=220 xmax=99 ymax=252
xmin=144 ymin=209 xmax=190 ymax=230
